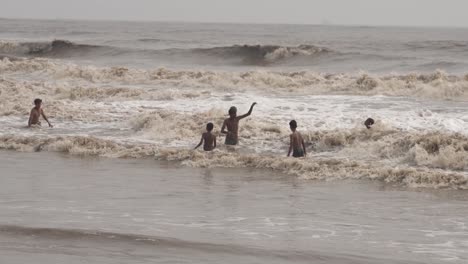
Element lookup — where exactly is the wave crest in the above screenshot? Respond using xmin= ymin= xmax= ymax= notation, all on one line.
xmin=2 ymin=58 xmax=468 ymax=100
xmin=0 ymin=40 xmax=332 ymax=65
xmin=191 ymin=44 xmax=332 ymax=65
xmin=0 ymin=130 xmax=466 ymax=189
xmin=0 ymin=40 xmax=104 ymax=57
xmin=157 ymin=148 xmax=468 ymax=189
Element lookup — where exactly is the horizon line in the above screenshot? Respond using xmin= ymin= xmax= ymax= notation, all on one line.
xmin=1 ymin=16 xmax=467 ymax=30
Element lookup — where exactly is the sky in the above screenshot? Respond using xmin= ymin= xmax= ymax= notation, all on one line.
xmin=1 ymin=0 xmax=468 ymax=27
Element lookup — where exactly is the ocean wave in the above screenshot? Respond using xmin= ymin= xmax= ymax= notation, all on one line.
xmin=163 ymin=150 xmax=468 ymax=189
xmin=0 ymin=130 xmax=466 ymax=188
xmin=302 ymin=126 xmax=468 ymax=171
xmin=2 ymin=38 xmax=468 ymax=71
xmin=0 ymin=40 xmax=333 ymax=65
xmin=188 ymin=44 xmax=332 ymax=65
xmin=0 ymin=224 xmax=352 ymax=261
xmin=0 ymin=135 xmax=154 ymax=157
xmin=0 ymin=224 xmax=260 ymax=254
xmin=0 ymin=39 xmax=108 ymax=57
xmin=2 ymin=58 xmax=468 ymax=100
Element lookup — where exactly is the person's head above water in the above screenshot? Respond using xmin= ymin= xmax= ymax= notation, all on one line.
xmin=34 ymin=98 xmax=42 ymax=108
xmin=364 ymin=118 xmax=375 ymax=129
xmin=206 ymin=122 xmax=214 ymax=132
xmin=228 ymin=106 xmax=237 ymax=118
xmin=289 ymin=120 xmax=297 ymax=131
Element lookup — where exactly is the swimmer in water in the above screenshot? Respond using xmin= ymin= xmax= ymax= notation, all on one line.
xmin=194 ymin=122 xmax=217 ymax=151
xmin=287 ymin=120 xmax=306 ymax=158
xmin=221 ymin=102 xmax=256 ymax=145
xmin=364 ymin=118 xmax=375 ymax=129
xmin=28 ymin=98 xmax=53 ymax=128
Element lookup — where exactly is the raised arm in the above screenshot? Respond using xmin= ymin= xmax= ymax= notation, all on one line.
xmin=41 ymin=109 xmax=53 ymax=127
xmin=194 ymin=135 xmax=204 ymax=150
xmin=287 ymin=134 xmax=293 ymax=157
xmin=238 ymin=102 xmax=257 ymax=120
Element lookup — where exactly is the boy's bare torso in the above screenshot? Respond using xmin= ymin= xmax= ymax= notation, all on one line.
xmin=224 ymin=117 xmax=240 ymax=142
xmin=202 ymin=132 xmax=216 ymax=151
xmin=29 ymin=107 xmax=42 ymax=125
xmin=290 ymin=131 xmax=304 ymax=151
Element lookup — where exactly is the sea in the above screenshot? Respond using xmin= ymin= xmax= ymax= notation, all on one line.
xmin=0 ymin=18 xmax=468 ymax=263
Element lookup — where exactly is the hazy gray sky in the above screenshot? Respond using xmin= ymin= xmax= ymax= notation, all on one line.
xmin=1 ymin=0 xmax=467 ymax=27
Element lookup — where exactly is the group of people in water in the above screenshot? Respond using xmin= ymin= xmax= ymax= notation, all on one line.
xmin=194 ymin=102 xmax=374 ymax=158
xmin=29 ymin=98 xmax=374 ymax=158
xmin=193 ymin=102 xmax=309 ymax=157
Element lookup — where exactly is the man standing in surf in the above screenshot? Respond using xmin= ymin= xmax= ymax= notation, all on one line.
xmin=221 ymin=102 xmax=257 ymax=145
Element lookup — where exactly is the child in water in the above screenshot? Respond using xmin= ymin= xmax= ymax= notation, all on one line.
xmin=221 ymin=102 xmax=256 ymax=145
xmin=194 ymin=122 xmax=217 ymax=151
xmin=287 ymin=120 xmax=306 ymax=158
xmin=28 ymin=98 xmax=53 ymax=127
xmin=364 ymin=118 xmax=375 ymax=129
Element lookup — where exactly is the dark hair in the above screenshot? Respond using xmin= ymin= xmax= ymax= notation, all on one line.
xmin=364 ymin=118 xmax=375 ymax=129
xmin=34 ymin=98 xmax=42 ymax=105
xmin=228 ymin=106 xmax=237 ymax=115
xmin=289 ymin=120 xmax=297 ymax=129
xmin=206 ymin=122 xmax=214 ymax=131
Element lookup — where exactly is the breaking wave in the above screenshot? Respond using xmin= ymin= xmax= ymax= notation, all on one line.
xmin=0 ymin=39 xmax=108 ymax=57
xmin=0 ymin=124 xmax=466 ymax=189
xmin=3 ymin=39 xmax=468 ymax=69
xmin=1 ymin=58 xmax=468 ymax=100
xmin=188 ymin=44 xmax=332 ymax=65
xmin=0 ymin=40 xmax=333 ymax=65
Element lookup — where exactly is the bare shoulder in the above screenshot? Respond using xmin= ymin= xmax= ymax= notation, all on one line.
xmin=298 ymin=132 xmax=305 ymax=141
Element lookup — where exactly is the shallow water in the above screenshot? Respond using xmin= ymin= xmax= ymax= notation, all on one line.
xmin=1 ymin=151 xmax=468 ymax=263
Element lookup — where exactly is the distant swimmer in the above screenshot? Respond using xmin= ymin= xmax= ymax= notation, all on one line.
xmin=221 ymin=102 xmax=256 ymax=145
xmin=364 ymin=118 xmax=375 ymax=129
xmin=194 ymin=122 xmax=217 ymax=151
xmin=287 ymin=120 xmax=306 ymax=158
xmin=28 ymin=98 xmax=53 ymax=128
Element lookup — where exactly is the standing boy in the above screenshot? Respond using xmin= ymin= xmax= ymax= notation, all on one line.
xmin=221 ymin=102 xmax=256 ymax=145
xmin=195 ymin=122 xmax=217 ymax=151
xmin=287 ymin=120 xmax=306 ymax=158
xmin=28 ymin=98 xmax=53 ymax=127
